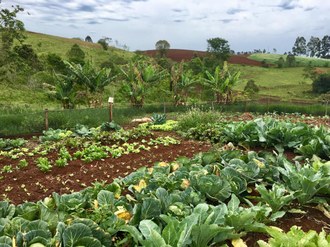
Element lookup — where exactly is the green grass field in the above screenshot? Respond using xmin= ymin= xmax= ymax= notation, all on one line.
xmin=232 ymin=65 xmax=316 ymax=101
xmin=249 ymin=53 xmax=330 ymax=67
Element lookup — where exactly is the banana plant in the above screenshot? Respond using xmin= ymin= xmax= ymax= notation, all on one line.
xmin=168 ymin=62 xmax=198 ymax=106
xmin=53 ymin=72 xmax=76 ymax=109
xmin=203 ymin=61 xmax=240 ymax=104
xmin=119 ymin=60 xmax=164 ymax=107
xmin=64 ymin=61 xmax=114 ymax=107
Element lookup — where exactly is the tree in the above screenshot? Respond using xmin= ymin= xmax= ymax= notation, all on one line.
xmin=292 ymin=36 xmax=306 ymax=56
xmin=67 ymin=44 xmax=85 ymax=65
xmin=85 ymin=35 xmax=93 ymax=43
xmin=0 ymin=4 xmax=25 ymax=53
xmin=206 ymin=37 xmax=231 ymax=61
xmin=98 ymin=38 xmax=109 ymax=50
xmin=307 ymin=36 xmax=321 ymax=57
xmin=155 ymin=40 xmax=170 ymax=58
xmin=320 ymin=35 xmax=330 ymax=59
xmin=286 ymin=53 xmax=296 ymax=67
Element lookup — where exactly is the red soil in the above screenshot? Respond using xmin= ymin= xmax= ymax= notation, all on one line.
xmin=143 ymin=49 xmax=264 ymax=66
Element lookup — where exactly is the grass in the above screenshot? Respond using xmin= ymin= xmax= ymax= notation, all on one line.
xmin=249 ymin=53 xmax=330 ymax=67
xmin=232 ymin=65 xmax=315 ymax=101
xmin=24 ymin=31 xmax=133 ymax=68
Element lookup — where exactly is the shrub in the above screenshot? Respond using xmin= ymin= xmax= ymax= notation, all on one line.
xmin=244 ymin=80 xmax=259 ymax=94
xmin=312 ymin=73 xmax=330 ymax=94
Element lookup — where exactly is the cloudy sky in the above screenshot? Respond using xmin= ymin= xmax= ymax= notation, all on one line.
xmin=2 ymin=0 xmax=330 ymax=53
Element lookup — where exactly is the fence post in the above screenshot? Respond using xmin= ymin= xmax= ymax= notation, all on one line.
xmin=44 ymin=109 xmax=49 ymax=131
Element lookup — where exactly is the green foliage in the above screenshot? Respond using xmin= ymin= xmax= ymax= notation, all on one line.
xmin=151 ymin=113 xmax=166 ymax=125
xmin=0 ymin=5 xmax=25 ymax=52
xmin=97 ymin=38 xmax=109 ymax=50
xmin=66 ymin=44 xmax=85 ymax=65
xmin=13 ymin=44 xmax=40 ymax=70
xmin=256 ymin=183 xmax=294 ymax=213
xmin=119 ymin=60 xmax=164 ymax=107
xmin=0 ymin=138 xmax=26 ymax=151
xmin=312 ymin=73 xmax=330 ymax=94
xmin=176 ymin=108 xmax=221 ymax=132
xmin=45 ymin=53 xmax=67 ymax=73
xmin=286 ymin=53 xmax=296 ymax=67
xmin=155 ymin=40 xmax=170 ymax=58
xmin=36 ymin=157 xmax=52 ymax=172
xmin=244 ymin=79 xmax=259 ymax=94
xmin=203 ymin=62 xmax=240 ymax=104
xmin=206 ymin=37 xmax=231 ymax=61
xmin=258 ymin=226 xmax=330 ymax=247
xmin=100 ymin=121 xmax=121 ymax=132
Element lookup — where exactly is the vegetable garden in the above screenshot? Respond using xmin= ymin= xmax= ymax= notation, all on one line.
xmin=1 ymin=112 xmax=330 ymax=246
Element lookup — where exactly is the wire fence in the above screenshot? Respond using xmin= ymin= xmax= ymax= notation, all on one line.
xmin=0 ymin=101 xmax=329 ymax=137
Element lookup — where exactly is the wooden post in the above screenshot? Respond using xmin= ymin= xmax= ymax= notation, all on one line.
xmin=44 ymin=109 xmax=49 ymax=131
xmin=109 ymin=103 xmax=113 ymax=122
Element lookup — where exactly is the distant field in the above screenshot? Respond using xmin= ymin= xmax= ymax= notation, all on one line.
xmin=249 ymin=53 xmax=330 ymax=67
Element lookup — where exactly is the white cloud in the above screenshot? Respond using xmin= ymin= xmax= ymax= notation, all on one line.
xmin=1 ymin=0 xmax=330 ymax=53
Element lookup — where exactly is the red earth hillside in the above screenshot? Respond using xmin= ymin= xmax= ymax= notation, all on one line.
xmin=143 ymin=49 xmax=263 ymax=66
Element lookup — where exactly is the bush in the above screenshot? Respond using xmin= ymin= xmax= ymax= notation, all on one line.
xmin=312 ymin=73 xmax=330 ymax=94
xmin=244 ymin=80 xmax=259 ymax=94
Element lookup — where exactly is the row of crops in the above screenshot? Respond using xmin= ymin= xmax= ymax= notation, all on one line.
xmin=1 ymin=116 xmax=330 ymax=246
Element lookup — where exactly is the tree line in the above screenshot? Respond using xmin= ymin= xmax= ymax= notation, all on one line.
xmin=292 ymin=35 xmax=330 ymax=58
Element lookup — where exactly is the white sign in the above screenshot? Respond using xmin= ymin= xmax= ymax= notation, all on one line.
xmin=108 ymin=97 xmax=114 ymax=103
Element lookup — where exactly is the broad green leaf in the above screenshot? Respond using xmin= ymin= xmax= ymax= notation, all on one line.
xmin=62 ymin=223 xmax=93 ymax=247
xmin=97 ymin=190 xmax=115 ymax=208
xmin=119 ymin=225 xmax=143 ymax=244
xmin=139 ymin=220 xmax=161 ymax=239
xmin=0 ymin=236 xmax=12 ymax=246
xmin=191 ymin=224 xmax=225 ymax=247
xmin=0 ymin=202 xmax=15 ymax=219
xmin=74 ymin=236 xmax=102 ymax=247
xmin=228 ymin=194 xmax=240 ymax=212
xmin=141 ymin=229 xmax=168 ymax=247
xmin=141 ymin=198 xmax=162 ymax=219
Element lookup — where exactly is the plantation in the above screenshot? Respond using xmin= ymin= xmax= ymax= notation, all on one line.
xmin=1 ymin=112 xmax=330 ymax=246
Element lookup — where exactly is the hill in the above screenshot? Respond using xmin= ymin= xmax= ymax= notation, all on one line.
xmin=144 ymin=49 xmax=263 ymax=66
